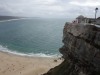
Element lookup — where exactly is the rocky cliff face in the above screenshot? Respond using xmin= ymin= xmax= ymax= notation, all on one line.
xmin=43 ymin=23 xmax=100 ymax=75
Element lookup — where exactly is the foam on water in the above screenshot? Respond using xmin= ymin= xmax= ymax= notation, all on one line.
xmin=0 ymin=45 xmax=61 ymax=58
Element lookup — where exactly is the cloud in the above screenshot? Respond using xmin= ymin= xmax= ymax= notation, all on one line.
xmin=0 ymin=0 xmax=100 ymax=18
xmin=69 ymin=1 xmax=100 ymax=7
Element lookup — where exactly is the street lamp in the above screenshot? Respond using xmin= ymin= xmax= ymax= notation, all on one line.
xmin=95 ymin=7 xmax=98 ymax=24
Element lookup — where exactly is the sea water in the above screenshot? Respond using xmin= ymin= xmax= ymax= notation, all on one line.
xmin=0 ymin=18 xmax=68 ymax=57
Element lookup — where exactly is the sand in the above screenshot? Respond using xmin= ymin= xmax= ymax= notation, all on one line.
xmin=0 ymin=52 xmax=62 ymax=75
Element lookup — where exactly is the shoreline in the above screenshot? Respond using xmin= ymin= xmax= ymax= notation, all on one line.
xmin=0 ymin=45 xmax=61 ymax=58
xmin=0 ymin=50 xmax=61 ymax=59
xmin=0 ymin=49 xmax=61 ymax=58
xmin=0 ymin=51 xmax=63 ymax=75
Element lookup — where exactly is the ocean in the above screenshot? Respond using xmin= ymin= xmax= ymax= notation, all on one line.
xmin=0 ymin=18 xmax=68 ymax=57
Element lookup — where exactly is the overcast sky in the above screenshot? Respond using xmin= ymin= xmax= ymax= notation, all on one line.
xmin=0 ymin=0 xmax=100 ymax=18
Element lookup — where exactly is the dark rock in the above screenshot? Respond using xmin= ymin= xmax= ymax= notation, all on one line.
xmin=43 ymin=23 xmax=100 ymax=75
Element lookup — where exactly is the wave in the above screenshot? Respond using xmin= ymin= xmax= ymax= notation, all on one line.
xmin=0 ymin=45 xmax=61 ymax=58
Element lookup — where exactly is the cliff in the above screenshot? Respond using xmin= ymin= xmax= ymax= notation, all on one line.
xmin=43 ymin=23 xmax=100 ymax=75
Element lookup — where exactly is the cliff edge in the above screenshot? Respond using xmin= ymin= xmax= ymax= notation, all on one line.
xmin=43 ymin=23 xmax=100 ymax=75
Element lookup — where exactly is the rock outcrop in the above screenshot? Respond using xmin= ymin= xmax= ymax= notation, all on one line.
xmin=43 ymin=23 xmax=100 ymax=75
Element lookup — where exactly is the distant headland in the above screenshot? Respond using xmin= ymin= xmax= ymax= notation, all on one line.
xmin=0 ymin=16 xmax=23 ymax=21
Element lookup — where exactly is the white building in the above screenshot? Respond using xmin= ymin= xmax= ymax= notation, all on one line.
xmin=76 ymin=15 xmax=100 ymax=25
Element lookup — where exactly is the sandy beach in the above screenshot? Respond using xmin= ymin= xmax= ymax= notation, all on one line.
xmin=0 ymin=52 xmax=62 ymax=75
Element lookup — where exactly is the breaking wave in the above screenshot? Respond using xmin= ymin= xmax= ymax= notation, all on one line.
xmin=0 ymin=45 xmax=61 ymax=58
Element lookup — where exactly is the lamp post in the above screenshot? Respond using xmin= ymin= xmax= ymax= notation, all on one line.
xmin=95 ymin=7 xmax=98 ymax=24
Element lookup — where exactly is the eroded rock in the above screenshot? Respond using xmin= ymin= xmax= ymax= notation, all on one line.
xmin=43 ymin=23 xmax=100 ymax=75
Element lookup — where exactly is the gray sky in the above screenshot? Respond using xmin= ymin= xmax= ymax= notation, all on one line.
xmin=0 ymin=0 xmax=100 ymax=18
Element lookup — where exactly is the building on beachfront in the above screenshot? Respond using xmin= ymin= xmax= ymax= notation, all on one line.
xmin=76 ymin=15 xmax=100 ymax=25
